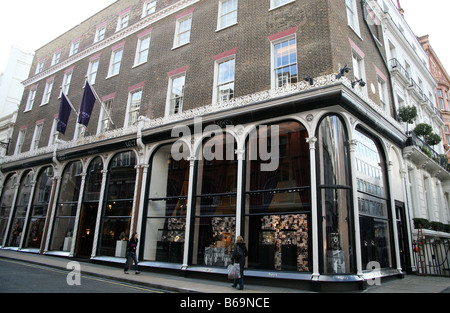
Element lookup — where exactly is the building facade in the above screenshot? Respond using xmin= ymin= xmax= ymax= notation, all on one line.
xmin=0 ymin=0 xmax=449 ymax=289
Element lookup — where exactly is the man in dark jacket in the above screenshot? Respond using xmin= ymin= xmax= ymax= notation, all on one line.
xmin=124 ymin=232 xmax=140 ymax=274
xmin=231 ymin=236 xmax=248 ymax=290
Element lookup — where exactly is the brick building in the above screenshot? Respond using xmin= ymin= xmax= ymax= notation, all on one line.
xmin=0 ymin=0 xmax=448 ymax=290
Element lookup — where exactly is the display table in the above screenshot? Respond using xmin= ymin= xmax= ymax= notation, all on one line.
xmin=63 ymin=237 xmax=72 ymax=252
xmin=204 ymin=247 xmax=232 ymax=267
xmin=115 ymin=240 xmax=127 ymax=257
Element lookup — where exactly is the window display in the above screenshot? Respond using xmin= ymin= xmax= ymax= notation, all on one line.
xmin=98 ymin=151 xmax=136 ymax=256
xmin=245 ymin=121 xmax=311 ymax=272
xmin=0 ymin=174 xmax=16 ymax=245
xmin=144 ymin=143 xmax=189 ymax=263
xmin=316 ymin=115 xmax=354 ymax=274
xmin=8 ymin=171 xmax=33 ymax=247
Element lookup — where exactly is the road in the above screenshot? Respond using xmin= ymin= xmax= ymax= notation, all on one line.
xmin=0 ymin=258 xmax=166 ymax=293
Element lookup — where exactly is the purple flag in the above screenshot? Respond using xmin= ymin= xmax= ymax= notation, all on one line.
xmin=78 ymin=81 xmax=96 ymax=126
xmin=57 ymin=93 xmax=72 ymax=134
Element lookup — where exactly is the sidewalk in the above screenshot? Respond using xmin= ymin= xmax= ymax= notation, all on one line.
xmin=1 ymin=249 xmax=449 ymax=293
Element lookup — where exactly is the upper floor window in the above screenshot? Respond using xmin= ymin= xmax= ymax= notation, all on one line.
xmin=270 ymin=0 xmax=295 ymax=10
xmin=346 ymin=0 xmax=361 ymax=35
xmin=25 ymin=87 xmax=37 ymax=112
xmin=352 ymin=49 xmax=366 ymax=93
xmin=98 ymin=97 xmax=114 ymax=134
xmin=87 ymin=57 xmax=100 ymax=84
xmin=108 ymin=44 xmax=124 ymax=77
xmin=51 ymin=50 xmax=61 ymax=66
xmin=126 ymin=90 xmax=142 ymax=127
xmin=214 ymin=57 xmax=235 ymax=103
xmin=49 ymin=116 xmax=58 ymax=146
xmin=41 ymin=78 xmax=54 ymax=105
xmin=35 ymin=60 xmax=45 ymax=75
xmin=14 ymin=128 xmax=27 ymax=155
xmin=62 ymin=69 xmax=73 ymax=96
xmin=166 ymin=69 xmax=186 ymax=116
xmin=174 ymin=13 xmax=193 ymax=48
xmin=31 ymin=122 xmax=44 ymax=151
xmin=271 ymin=34 xmax=298 ymax=88
xmin=142 ymin=0 xmax=156 ymax=17
xmin=135 ymin=32 xmax=151 ymax=66
xmin=117 ymin=9 xmax=130 ymax=32
xmin=69 ymin=39 xmax=80 ymax=56
xmin=94 ymin=23 xmax=107 ymax=43
xmin=218 ymin=0 xmax=238 ymax=30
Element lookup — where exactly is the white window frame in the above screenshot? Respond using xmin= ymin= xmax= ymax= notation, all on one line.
xmin=271 ymin=35 xmax=298 ymax=89
xmin=173 ymin=14 xmax=192 ymax=49
xmin=217 ymin=0 xmax=238 ymax=31
xmin=134 ymin=34 xmax=151 ymax=67
xmin=49 ymin=117 xmax=58 ymax=146
xmin=41 ymin=79 xmax=54 ymax=105
xmin=270 ymin=0 xmax=295 ymax=10
xmin=25 ymin=87 xmax=37 ymax=112
xmin=125 ymin=89 xmax=143 ymax=127
xmin=69 ymin=39 xmax=80 ymax=56
xmin=94 ymin=25 xmax=106 ymax=43
xmin=35 ymin=60 xmax=45 ymax=75
xmin=213 ymin=56 xmax=236 ymax=104
xmin=30 ymin=122 xmax=44 ymax=151
xmin=346 ymin=0 xmax=361 ymax=35
xmin=87 ymin=58 xmax=100 ymax=85
xmin=51 ymin=50 xmax=61 ymax=66
xmin=108 ymin=47 xmax=124 ymax=78
xmin=116 ymin=13 xmax=130 ymax=32
xmin=377 ymin=76 xmax=388 ymax=112
xmin=97 ymin=98 xmax=114 ymax=134
xmin=352 ymin=49 xmax=367 ymax=94
xmin=61 ymin=70 xmax=73 ymax=96
xmin=142 ymin=0 xmax=157 ymax=18
xmin=14 ymin=128 xmax=27 ymax=155
xmin=165 ymin=73 xmax=186 ymax=117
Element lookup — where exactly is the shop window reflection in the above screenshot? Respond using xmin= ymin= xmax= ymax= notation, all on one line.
xmin=316 ymin=115 xmax=354 ymax=274
xmin=50 ymin=162 xmax=82 ymax=251
xmin=354 ymin=129 xmax=393 ymax=269
xmin=144 ymin=144 xmax=189 ymax=263
xmin=98 ymin=151 xmax=136 ymax=256
xmin=25 ymin=166 xmax=53 ymax=249
xmin=245 ymin=121 xmax=311 ymax=272
xmin=193 ymin=134 xmax=237 ymax=267
xmin=0 ymin=174 xmax=16 ymax=245
xmin=8 ymin=171 xmax=33 ymax=247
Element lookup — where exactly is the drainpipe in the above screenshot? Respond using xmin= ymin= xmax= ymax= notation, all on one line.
xmin=361 ymin=0 xmax=398 ymax=121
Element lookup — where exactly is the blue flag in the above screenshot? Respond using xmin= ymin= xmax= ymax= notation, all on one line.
xmin=78 ymin=81 xmax=96 ymax=126
xmin=57 ymin=93 xmax=72 ymax=134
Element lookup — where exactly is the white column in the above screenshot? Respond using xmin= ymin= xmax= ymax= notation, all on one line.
xmin=387 ymin=161 xmax=402 ymax=273
xmin=182 ymin=157 xmax=196 ymax=270
xmin=306 ymin=137 xmax=320 ymax=280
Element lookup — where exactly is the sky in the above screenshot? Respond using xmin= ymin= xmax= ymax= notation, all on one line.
xmin=0 ymin=0 xmax=449 ymax=74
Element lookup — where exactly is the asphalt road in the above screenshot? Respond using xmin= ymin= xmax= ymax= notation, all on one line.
xmin=0 ymin=258 xmax=165 ymax=293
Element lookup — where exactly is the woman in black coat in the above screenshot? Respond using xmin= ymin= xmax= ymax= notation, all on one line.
xmin=231 ymin=236 xmax=248 ymax=290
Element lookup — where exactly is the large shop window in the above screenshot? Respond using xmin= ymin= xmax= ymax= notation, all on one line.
xmin=144 ymin=143 xmax=189 ymax=263
xmin=245 ymin=121 xmax=311 ymax=272
xmin=50 ymin=162 xmax=82 ymax=251
xmin=98 ymin=151 xmax=136 ymax=256
xmin=316 ymin=115 xmax=355 ymax=274
xmin=75 ymin=157 xmax=103 ymax=257
xmin=193 ymin=134 xmax=237 ymax=267
xmin=8 ymin=171 xmax=33 ymax=247
xmin=0 ymin=174 xmax=16 ymax=245
xmin=354 ymin=129 xmax=393 ymax=269
xmin=25 ymin=167 xmax=53 ymax=249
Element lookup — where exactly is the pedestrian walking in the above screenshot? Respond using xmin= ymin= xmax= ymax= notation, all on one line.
xmin=124 ymin=232 xmax=140 ymax=274
xmin=231 ymin=236 xmax=248 ymax=290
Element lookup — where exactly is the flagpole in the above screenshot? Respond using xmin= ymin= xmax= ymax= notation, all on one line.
xmin=60 ymin=87 xmax=79 ymax=116
xmin=84 ymin=77 xmax=117 ymax=129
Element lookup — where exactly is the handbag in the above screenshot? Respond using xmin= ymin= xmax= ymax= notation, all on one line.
xmin=227 ymin=263 xmax=241 ymax=280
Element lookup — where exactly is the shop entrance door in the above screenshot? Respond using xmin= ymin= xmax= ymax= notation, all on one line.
xmin=395 ymin=201 xmax=411 ymax=273
xmin=75 ymin=203 xmax=98 ymax=258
